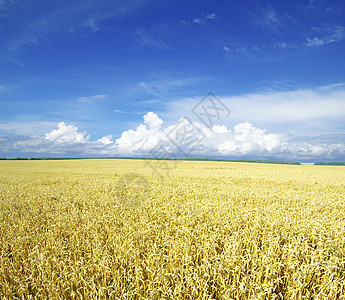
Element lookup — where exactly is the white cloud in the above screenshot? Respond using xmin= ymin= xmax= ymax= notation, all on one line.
xmin=45 ymin=122 xmax=90 ymax=144
xmin=0 ymin=112 xmax=345 ymax=161
xmin=306 ymin=25 xmax=345 ymax=47
xmin=286 ymin=141 xmax=345 ymax=160
xmin=0 ymin=120 xmax=59 ymax=135
xmin=179 ymin=20 xmax=190 ymax=25
xmin=212 ymin=125 xmax=228 ymax=134
xmin=78 ymin=94 xmax=109 ymax=102
xmin=181 ymin=13 xmax=216 ymax=27
xmin=138 ymin=78 xmax=199 ymax=96
xmin=192 ymin=122 xmax=285 ymax=156
xmin=0 ymin=84 xmax=345 ymax=161
xmin=165 ymin=83 xmax=345 ymax=136
xmin=143 ymin=111 xmax=164 ymax=130
xmin=83 ymin=18 xmax=99 ymax=34
xmin=113 ymin=109 xmax=148 ymax=115
xmin=112 ymin=113 xmax=345 ymax=160
xmin=98 ymin=135 xmax=113 ymax=145
xmin=262 ymin=6 xmax=280 ymax=26
xmin=193 ymin=18 xmax=203 ymax=25
xmin=113 ymin=114 xmax=285 ymax=157
xmin=135 ymin=28 xmax=170 ymax=50
xmin=253 ymin=5 xmax=281 ymax=32
xmin=231 ymin=84 xmax=345 ymax=125
xmin=115 ymin=112 xmax=166 ymax=155
xmin=305 ymin=0 xmax=325 ymax=11
xmin=6 ymin=35 xmax=39 ymax=53
xmin=205 ymin=13 xmax=216 ymax=20
xmin=222 ymin=42 xmax=297 ymax=61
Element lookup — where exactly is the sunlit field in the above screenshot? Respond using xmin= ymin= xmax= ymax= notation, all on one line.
xmin=0 ymin=159 xmax=344 ymax=299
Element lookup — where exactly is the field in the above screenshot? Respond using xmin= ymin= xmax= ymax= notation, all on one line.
xmin=0 ymin=159 xmax=344 ymax=299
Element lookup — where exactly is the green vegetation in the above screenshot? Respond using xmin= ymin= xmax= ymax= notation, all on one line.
xmin=315 ymin=162 xmax=345 ymax=166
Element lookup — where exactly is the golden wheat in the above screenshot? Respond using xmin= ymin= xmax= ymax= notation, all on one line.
xmin=0 ymin=159 xmax=344 ymax=299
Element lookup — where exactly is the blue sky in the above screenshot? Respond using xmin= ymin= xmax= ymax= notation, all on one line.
xmin=0 ymin=0 xmax=345 ymax=161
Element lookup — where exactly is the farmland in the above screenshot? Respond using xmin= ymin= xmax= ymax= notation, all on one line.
xmin=0 ymin=159 xmax=344 ymax=299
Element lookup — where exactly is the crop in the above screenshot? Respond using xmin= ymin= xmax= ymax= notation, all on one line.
xmin=0 ymin=159 xmax=344 ymax=299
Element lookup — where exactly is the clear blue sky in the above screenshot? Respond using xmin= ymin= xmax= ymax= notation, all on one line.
xmin=0 ymin=0 xmax=345 ymax=161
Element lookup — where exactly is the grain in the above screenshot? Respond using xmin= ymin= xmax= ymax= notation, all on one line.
xmin=0 ymin=159 xmax=344 ymax=299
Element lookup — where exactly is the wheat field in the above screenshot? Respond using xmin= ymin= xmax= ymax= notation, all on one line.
xmin=0 ymin=159 xmax=344 ymax=299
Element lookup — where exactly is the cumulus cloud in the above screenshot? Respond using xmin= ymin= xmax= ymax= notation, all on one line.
xmin=110 ymin=113 xmax=345 ymax=160
xmin=45 ymin=122 xmax=90 ymax=144
xmin=98 ymin=135 xmax=113 ymax=145
xmin=143 ymin=111 xmax=164 ymax=130
xmin=1 ymin=112 xmax=345 ymax=161
xmin=212 ymin=125 xmax=228 ymax=134
xmin=115 ymin=112 xmax=166 ymax=155
xmin=215 ymin=123 xmax=283 ymax=155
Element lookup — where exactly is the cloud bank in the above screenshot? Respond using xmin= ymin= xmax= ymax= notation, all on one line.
xmin=1 ymin=112 xmax=344 ymax=162
xmin=164 ymin=83 xmax=345 ymax=137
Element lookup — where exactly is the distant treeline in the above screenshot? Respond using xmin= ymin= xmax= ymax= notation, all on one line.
xmin=0 ymin=157 xmax=301 ymax=165
xmin=314 ymin=162 xmax=345 ymax=166
xmin=0 ymin=157 xmax=30 ymax=160
xmin=0 ymin=157 xmax=88 ymax=160
xmin=0 ymin=157 xmax=140 ymax=160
